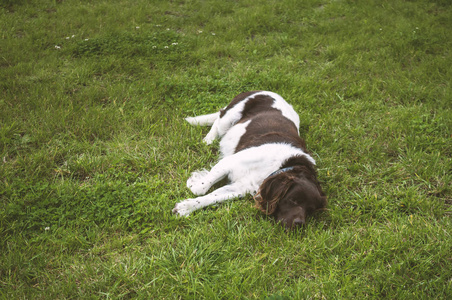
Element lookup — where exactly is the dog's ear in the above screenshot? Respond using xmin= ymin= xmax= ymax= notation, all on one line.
xmin=254 ymin=174 xmax=294 ymax=215
xmin=315 ymin=195 xmax=328 ymax=211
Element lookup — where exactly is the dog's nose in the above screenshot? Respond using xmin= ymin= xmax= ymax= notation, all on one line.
xmin=292 ymin=217 xmax=305 ymax=227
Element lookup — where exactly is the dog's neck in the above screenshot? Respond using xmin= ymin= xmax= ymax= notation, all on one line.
xmin=282 ymin=155 xmax=315 ymax=168
xmin=267 ymin=166 xmax=295 ymax=178
xmin=267 ymin=154 xmax=315 ymax=179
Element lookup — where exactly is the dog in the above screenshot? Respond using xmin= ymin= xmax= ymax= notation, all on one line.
xmin=172 ymin=91 xmax=327 ymax=228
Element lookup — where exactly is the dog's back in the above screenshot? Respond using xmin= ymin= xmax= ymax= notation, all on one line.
xmin=206 ymin=91 xmax=303 ymax=157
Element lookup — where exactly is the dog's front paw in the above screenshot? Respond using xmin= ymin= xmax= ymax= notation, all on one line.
xmin=187 ymin=170 xmax=210 ymax=195
xmin=172 ymin=199 xmax=196 ymax=217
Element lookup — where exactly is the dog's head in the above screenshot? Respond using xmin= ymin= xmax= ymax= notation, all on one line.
xmin=254 ymin=165 xmax=327 ymax=229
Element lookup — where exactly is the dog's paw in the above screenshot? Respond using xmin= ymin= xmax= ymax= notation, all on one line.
xmin=203 ymin=135 xmax=216 ymax=145
xmin=184 ymin=117 xmax=197 ymax=125
xmin=187 ymin=170 xmax=210 ymax=195
xmin=172 ymin=199 xmax=196 ymax=217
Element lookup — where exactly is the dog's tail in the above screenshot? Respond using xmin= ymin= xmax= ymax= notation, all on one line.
xmin=185 ymin=112 xmax=220 ymax=126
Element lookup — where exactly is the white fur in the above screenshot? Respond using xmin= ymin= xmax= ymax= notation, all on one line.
xmin=219 ymin=120 xmax=250 ymax=157
xmin=185 ymin=112 xmax=219 ymax=126
xmin=264 ymin=91 xmax=300 ymax=129
xmin=173 ymin=91 xmax=313 ymax=216
xmin=200 ymin=91 xmax=300 ymax=146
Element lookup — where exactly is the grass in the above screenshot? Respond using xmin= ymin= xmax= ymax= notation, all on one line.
xmin=1 ymin=0 xmax=451 ymax=298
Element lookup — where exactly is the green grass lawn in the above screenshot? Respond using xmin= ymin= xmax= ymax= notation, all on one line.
xmin=1 ymin=0 xmax=451 ymax=298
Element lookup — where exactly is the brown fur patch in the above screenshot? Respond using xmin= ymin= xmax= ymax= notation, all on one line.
xmin=219 ymin=91 xmax=262 ymax=118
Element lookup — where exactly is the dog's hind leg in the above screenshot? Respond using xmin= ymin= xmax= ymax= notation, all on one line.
xmin=185 ymin=112 xmax=221 ymax=144
xmin=185 ymin=112 xmax=220 ymax=126
xmin=202 ymin=117 xmax=220 ymax=144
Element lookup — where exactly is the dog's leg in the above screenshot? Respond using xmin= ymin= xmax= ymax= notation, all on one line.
xmin=186 ymin=155 xmax=235 ymax=195
xmin=173 ymin=184 xmax=244 ymax=216
xmin=186 ymin=170 xmax=213 ymax=195
xmin=185 ymin=112 xmax=221 ymax=144
xmin=202 ymin=117 xmax=220 ymax=144
xmin=185 ymin=112 xmax=219 ymax=126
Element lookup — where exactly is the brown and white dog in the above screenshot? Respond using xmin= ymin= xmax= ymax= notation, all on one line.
xmin=173 ymin=91 xmax=326 ymax=228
